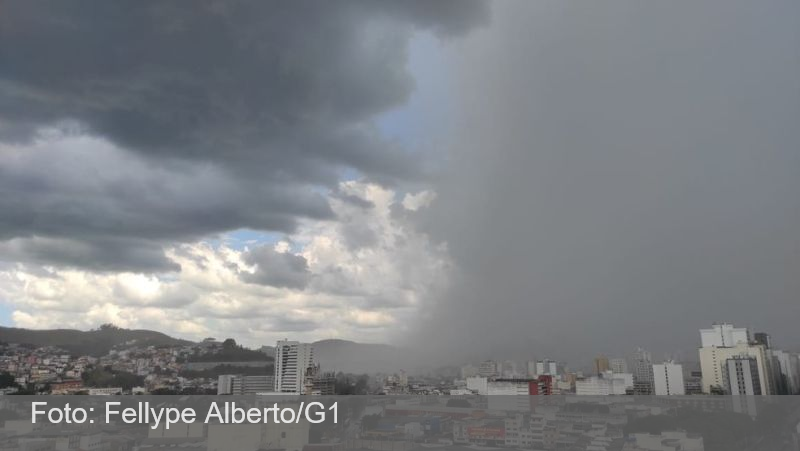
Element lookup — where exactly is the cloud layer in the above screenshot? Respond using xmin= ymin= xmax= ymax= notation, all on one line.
xmin=0 ymin=0 xmax=485 ymax=344
xmin=0 ymin=0 xmax=487 ymax=270
xmin=0 ymin=181 xmax=450 ymax=344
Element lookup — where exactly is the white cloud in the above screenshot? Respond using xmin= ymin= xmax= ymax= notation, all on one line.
xmin=402 ymin=190 xmax=437 ymax=211
xmin=0 ymin=181 xmax=450 ymax=347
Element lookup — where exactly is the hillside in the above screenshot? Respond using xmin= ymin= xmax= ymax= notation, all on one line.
xmin=0 ymin=326 xmax=405 ymax=372
xmin=0 ymin=325 xmax=192 ymax=356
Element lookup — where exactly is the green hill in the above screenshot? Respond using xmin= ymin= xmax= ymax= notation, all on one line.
xmin=0 ymin=325 xmax=192 ymax=356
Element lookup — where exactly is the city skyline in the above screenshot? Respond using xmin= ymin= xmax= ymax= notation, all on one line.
xmin=1 ymin=1 xmax=799 ymax=366
xmin=1 ymin=321 xmax=798 ymax=397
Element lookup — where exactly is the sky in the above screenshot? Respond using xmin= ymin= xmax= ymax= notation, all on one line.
xmin=1 ymin=1 xmax=799 ymax=367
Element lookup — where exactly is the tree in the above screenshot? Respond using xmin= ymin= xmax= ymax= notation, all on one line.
xmin=0 ymin=372 xmax=17 ymax=388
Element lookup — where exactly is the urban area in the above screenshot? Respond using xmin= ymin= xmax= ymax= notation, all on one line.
xmin=0 ymin=323 xmax=799 ymax=450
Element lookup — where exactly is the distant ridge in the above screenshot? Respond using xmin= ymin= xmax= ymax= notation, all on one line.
xmin=0 ymin=326 xmax=405 ymax=371
xmin=0 ymin=325 xmax=192 ymax=357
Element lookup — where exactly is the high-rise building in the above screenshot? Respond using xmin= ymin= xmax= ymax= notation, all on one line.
xmin=479 ymin=360 xmax=499 ymax=378
xmin=771 ymin=350 xmax=799 ymax=395
xmin=653 ymin=361 xmax=685 ymax=395
xmin=274 ymin=340 xmax=315 ymax=394
xmin=697 ymin=324 xmax=774 ymax=395
xmin=593 ymin=355 xmax=610 ymax=375
xmin=632 ymin=348 xmax=654 ymax=395
xmin=610 ymin=358 xmax=628 ymax=374
xmin=699 ymin=323 xmax=749 ymax=347
xmin=535 ymin=359 xmax=558 ymax=377
xmin=724 ymin=356 xmax=762 ymax=395
xmin=699 ymin=342 xmax=773 ymax=394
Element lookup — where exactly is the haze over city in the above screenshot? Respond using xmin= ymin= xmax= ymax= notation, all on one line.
xmin=1 ymin=0 xmax=799 ymax=367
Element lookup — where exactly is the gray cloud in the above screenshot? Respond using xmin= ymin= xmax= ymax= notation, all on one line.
xmin=263 ymin=315 xmax=321 ymax=333
xmin=0 ymin=0 xmax=488 ymax=270
xmin=411 ymin=0 xmax=800 ymax=366
xmin=0 ymin=236 xmax=180 ymax=273
xmin=0 ymin=0 xmax=487 ymax=180
xmin=241 ymin=245 xmax=310 ymax=289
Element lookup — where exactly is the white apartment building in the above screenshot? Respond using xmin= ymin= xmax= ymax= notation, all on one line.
xmin=575 ymin=372 xmax=632 ymax=395
xmin=535 ymin=359 xmax=558 ymax=377
xmin=652 ymin=361 xmax=685 ymax=395
xmin=700 ymin=323 xmax=749 ymax=347
xmin=466 ymin=376 xmax=488 ymax=394
xmin=274 ymin=340 xmax=315 ymax=394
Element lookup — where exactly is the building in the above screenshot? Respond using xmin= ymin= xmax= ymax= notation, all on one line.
xmin=303 ymin=364 xmax=336 ymax=395
xmin=593 ymin=355 xmax=610 ymax=375
xmin=88 ymin=387 xmax=122 ymax=395
xmin=632 ymin=348 xmax=654 ymax=395
xmin=50 ymin=380 xmax=84 ymax=395
xmin=274 ymin=340 xmax=315 ymax=394
xmin=699 ymin=342 xmax=772 ymax=394
xmin=487 ymin=379 xmax=533 ymax=396
xmin=772 ymin=350 xmax=800 ymax=395
xmin=535 ymin=359 xmax=558 ymax=377
xmin=217 ymin=374 xmax=235 ymax=395
xmin=218 ymin=374 xmax=275 ymax=395
xmin=478 ymin=360 xmax=498 ymax=378
xmin=652 ymin=361 xmax=685 ymax=395
xmin=697 ymin=324 xmax=773 ymax=394
xmin=700 ymin=323 xmax=749 ymax=347
xmin=487 ymin=377 xmax=552 ymax=411
xmin=466 ymin=376 xmax=488 ymax=394
xmin=683 ymin=367 xmax=703 ymax=395
xmin=575 ymin=372 xmax=632 ymax=395
xmin=724 ymin=356 xmax=762 ymax=395
xmin=610 ymin=358 xmax=628 ymax=374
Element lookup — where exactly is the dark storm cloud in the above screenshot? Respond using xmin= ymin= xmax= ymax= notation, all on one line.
xmin=240 ymin=245 xmax=310 ymax=289
xmin=412 ymin=0 xmax=800 ymax=366
xmin=0 ymin=236 xmax=179 ymax=272
xmin=0 ymin=134 xmax=331 ymax=270
xmin=0 ymin=0 xmax=489 ymax=270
